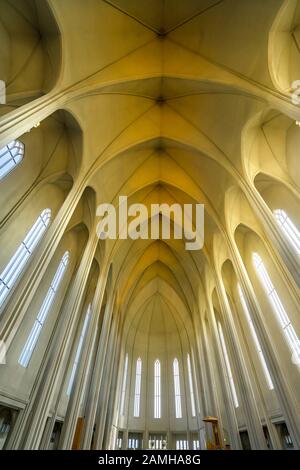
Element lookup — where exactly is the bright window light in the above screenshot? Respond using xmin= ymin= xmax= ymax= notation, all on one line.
xmin=133 ymin=357 xmax=142 ymax=417
xmin=154 ymin=359 xmax=161 ymax=418
xmin=253 ymin=253 xmax=300 ymax=362
xmin=176 ymin=439 xmax=188 ymax=450
xmin=0 ymin=140 xmax=24 ymax=180
xmin=0 ymin=209 xmax=51 ymax=308
xmin=19 ymin=251 xmax=69 ymax=367
xmin=274 ymin=209 xmax=300 ymax=255
xmin=173 ymin=358 xmax=182 ymax=418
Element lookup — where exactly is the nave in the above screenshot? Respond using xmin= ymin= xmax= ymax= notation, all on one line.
xmin=0 ymin=0 xmax=300 ymax=451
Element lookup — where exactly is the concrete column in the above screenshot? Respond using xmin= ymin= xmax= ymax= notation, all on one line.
xmin=107 ymin=338 xmax=126 ymax=450
xmin=189 ymin=334 xmax=207 ymax=439
xmin=6 ymin=232 xmax=99 ymax=449
xmin=206 ymin=297 xmax=242 ymax=449
xmin=196 ymin=318 xmax=217 ymax=418
xmin=199 ymin=308 xmax=234 ymax=448
xmin=123 ymin=430 xmax=128 ymax=450
xmin=93 ymin=312 xmax=120 ymax=449
xmin=80 ymin=292 xmax=116 ymax=449
xmin=58 ymin=265 xmax=110 ymax=449
xmin=103 ymin=334 xmax=123 ymax=450
xmin=215 ymin=272 xmax=268 ymax=449
xmin=227 ymin=235 xmax=300 ymax=448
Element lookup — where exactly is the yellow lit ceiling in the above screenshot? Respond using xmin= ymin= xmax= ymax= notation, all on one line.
xmin=1 ymin=0 xmax=299 ymax=335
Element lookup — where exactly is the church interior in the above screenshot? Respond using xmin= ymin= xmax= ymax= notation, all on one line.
xmin=0 ymin=0 xmax=300 ymax=451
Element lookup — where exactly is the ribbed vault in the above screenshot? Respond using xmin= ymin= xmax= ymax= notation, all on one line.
xmin=1 ymin=0 xmax=300 ymax=451
xmin=30 ymin=0 xmax=293 ymax=330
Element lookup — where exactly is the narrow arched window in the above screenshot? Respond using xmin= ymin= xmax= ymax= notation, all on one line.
xmin=19 ymin=251 xmax=69 ymax=367
xmin=238 ymin=284 xmax=274 ymax=390
xmin=154 ymin=359 xmax=161 ymax=419
xmin=274 ymin=209 xmax=300 ymax=254
xmin=0 ymin=140 xmax=24 ymax=180
xmin=120 ymin=353 xmax=128 ymax=416
xmin=67 ymin=304 xmax=91 ymax=396
xmin=173 ymin=358 xmax=182 ymax=418
xmin=133 ymin=357 xmax=142 ymax=417
xmin=253 ymin=253 xmax=300 ymax=360
xmin=217 ymin=322 xmax=239 ymax=408
xmin=0 ymin=208 xmax=51 ymax=308
xmin=187 ymin=353 xmax=196 ymax=417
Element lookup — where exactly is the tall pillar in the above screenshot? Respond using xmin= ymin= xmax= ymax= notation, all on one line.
xmin=200 ymin=308 xmax=240 ymax=448
xmin=189 ymin=331 xmax=208 ymax=442
xmin=6 ymin=232 xmax=99 ymax=449
xmin=215 ymin=271 xmax=268 ymax=449
xmin=93 ymin=311 xmax=120 ymax=449
xmin=205 ymin=297 xmax=242 ymax=449
xmin=103 ymin=332 xmax=122 ymax=450
xmin=227 ymin=234 xmax=300 ymax=448
xmin=80 ymin=292 xmax=116 ymax=449
xmin=194 ymin=316 xmax=217 ymax=417
xmin=58 ymin=265 xmax=110 ymax=449
xmin=107 ymin=339 xmax=125 ymax=450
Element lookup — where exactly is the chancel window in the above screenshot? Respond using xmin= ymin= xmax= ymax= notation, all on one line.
xmin=253 ymin=253 xmax=300 ymax=363
xmin=274 ymin=209 xmax=300 ymax=254
xmin=173 ymin=358 xmax=182 ymax=418
xmin=128 ymin=432 xmax=142 ymax=449
xmin=149 ymin=433 xmax=167 ymax=450
xmin=154 ymin=359 xmax=161 ymax=418
xmin=238 ymin=284 xmax=274 ymax=390
xmin=67 ymin=304 xmax=91 ymax=396
xmin=0 ymin=140 xmax=24 ymax=180
xmin=0 ymin=208 xmax=51 ymax=308
xmin=133 ymin=357 xmax=142 ymax=417
xmin=191 ymin=432 xmax=201 ymax=450
xmin=176 ymin=439 xmax=188 ymax=450
xmin=217 ymin=322 xmax=239 ymax=408
xmin=19 ymin=251 xmax=69 ymax=367
xmin=116 ymin=431 xmax=123 ymax=450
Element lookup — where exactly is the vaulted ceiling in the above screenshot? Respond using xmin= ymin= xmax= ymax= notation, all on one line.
xmin=2 ymin=0 xmax=298 ymax=335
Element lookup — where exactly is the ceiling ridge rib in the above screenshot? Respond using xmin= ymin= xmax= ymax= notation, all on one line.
xmin=165 ymin=0 xmax=226 ymax=35
xmin=6 ymin=0 xmax=40 ymax=31
xmin=101 ymin=0 xmax=160 ymax=34
xmin=166 ymin=36 xmax=290 ymax=103
xmin=67 ymin=36 xmax=158 ymax=94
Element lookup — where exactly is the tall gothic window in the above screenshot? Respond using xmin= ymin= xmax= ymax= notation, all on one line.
xmin=154 ymin=359 xmax=161 ymax=419
xmin=217 ymin=322 xmax=239 ymax=408
xmin=19 ymin=251 xmax=69 ymax=367
xmin=173 ymin=358 xmax=182 ymax=418
xmin=238 ymin=284 xmax=274 ymax=390
xmin=120 ymin=353 xmax=128 ymax=416
xmin=67 ymin=304 xmax=91 ymax=396
xmin=273 ymin=209 xmax=300 ymax=254
xmin=0 ymin=140 xmax=24 ymax=180
xmin=253 ymin=253 xmax=300 ymax=361
xmin=187 ymin=353 xmax=196 ymax=417
xmin=0 ymin=208 xmax=51 ymax=308
xmin=133 ymin=357 xmax=142 ymax=417
xmin=176 ymin=439 xmax=188 ymax=450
